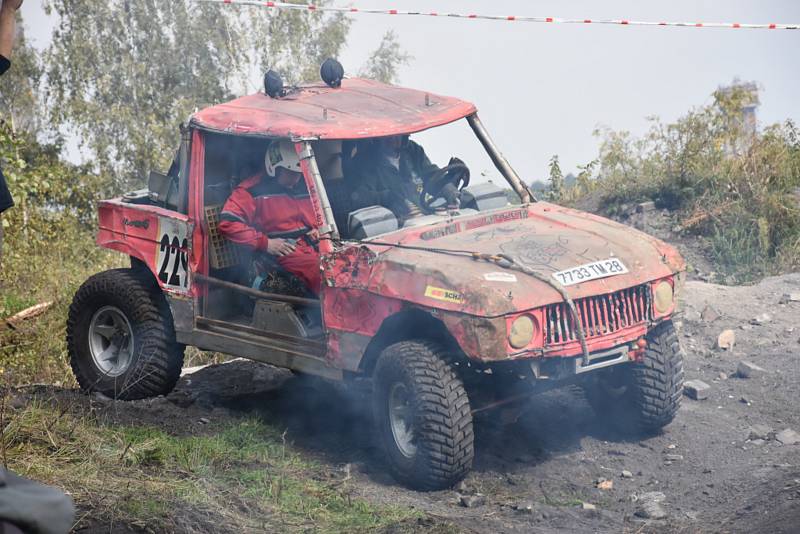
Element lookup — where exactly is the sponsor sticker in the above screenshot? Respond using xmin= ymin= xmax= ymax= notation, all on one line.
xmin=553 ymin=258 xmax=629 ymax=286
xmin=483 ymin=272 xmax=518 ymax=283
xmin=424 ymin=285 xmax=464 ymax=304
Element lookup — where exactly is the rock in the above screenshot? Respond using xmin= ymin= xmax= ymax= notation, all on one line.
xmin=775 ymin=429 xmax=800 ymax=446
xmin=664 ymin=454 xmax=684 ymax=462
xmin=631 ymin=491 xmax=667 ymax=502
xmin=633 ymin=492 xmax=668 ymax=520
xmin=718 ymin=372 xmax=729 ymax=380
xmin=635 ymin=501 xmax=667 ymax=520
xmin=750 ymin=439 xmax=766 ymax=446
xmin=621 ymin=470 xmax=634 ymax=479
xmin=198 ymin=417 xmax=210 ymax=425
xmin=684 ymin=379 xmax=711 ymax=400
xmin=740 ymin=397 xmax=752 ymax=406
xmin=779 ymin=292 xmax=800 ymax=304
xmin=595 ymin=478 xmax=613 ymax=490
xmin=748 ymin=425 xmax=773 ymax=441
xmin=739 ymin=324 xmax=753 ymax=331
xmin=750 ymin=313 xmax=772 ymax=325
xmin=701 ymin=305 xmax=721 ymax=322
xmin=737 ymin=361 xmax=766 ymax=379
xmin=514 ymin=501 xmax=535 ymax=514
xmin=581 ymin=502 xmax=596 ymax=511
xmin=459 ymin=494 xmax=486 ymax=508
xmin=717 ymin=330 xmax=736 ymax=350
xmin=456 ymin=481 xmax=470 ymax=493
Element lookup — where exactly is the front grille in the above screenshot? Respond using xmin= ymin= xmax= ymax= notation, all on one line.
xmin=545 ymin=285 xmax=652 ymax=345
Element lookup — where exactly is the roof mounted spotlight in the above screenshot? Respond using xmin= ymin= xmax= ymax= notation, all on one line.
xmin=320 ymin=58 xmax=344 ymax=88
xmin=264 ymin=69 xmax=286 ymax=99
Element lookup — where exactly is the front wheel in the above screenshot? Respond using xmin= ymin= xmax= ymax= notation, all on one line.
xmin=67 ymin=269 xmax=185 ymax=400
xmin=373 ymin=340 xmax=474 ymax=491
xmin=583 ymin=320 xmax=684 ymax=435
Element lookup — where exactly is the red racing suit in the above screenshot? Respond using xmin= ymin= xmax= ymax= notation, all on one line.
xmin=218 ymin=173 xmax=321 ymax=293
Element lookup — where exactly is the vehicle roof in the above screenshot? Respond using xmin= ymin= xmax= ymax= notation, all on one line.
xmin=190 ymin=78 xmax=477 ymax=140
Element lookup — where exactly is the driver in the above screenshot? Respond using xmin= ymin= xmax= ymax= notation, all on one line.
xmin=219 ymin=140 xmax=321 ymax=294
xmin=348 ymin=135 xmax=466 ymax=221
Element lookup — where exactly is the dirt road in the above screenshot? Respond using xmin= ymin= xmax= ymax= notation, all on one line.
xmin=18 ymin=272 xmax=800 ymax=533
xmin=56 ymin=272 xmax=797 ymax=533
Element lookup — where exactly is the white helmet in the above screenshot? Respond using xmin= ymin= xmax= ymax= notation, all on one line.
xmin=265 ymin=140 xmax=302 ymax=176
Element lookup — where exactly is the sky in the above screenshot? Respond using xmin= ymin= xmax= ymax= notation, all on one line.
xmin=20 ymin=0 xmax=800 ymax=184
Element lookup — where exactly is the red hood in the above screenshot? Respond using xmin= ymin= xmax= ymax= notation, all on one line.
xmin=341 ymin=203 xmax=685 ymax=317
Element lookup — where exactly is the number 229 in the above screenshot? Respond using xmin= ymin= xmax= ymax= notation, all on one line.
xmin=158 ymin=234 xmax=189 ymax=288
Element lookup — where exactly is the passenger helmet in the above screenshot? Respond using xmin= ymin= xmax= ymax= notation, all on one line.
xmin=265 ymin=140 xmax=302 ymax=176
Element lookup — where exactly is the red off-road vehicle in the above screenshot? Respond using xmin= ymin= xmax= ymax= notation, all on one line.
xmin=67 ymin=74 xmax=685 ymax=490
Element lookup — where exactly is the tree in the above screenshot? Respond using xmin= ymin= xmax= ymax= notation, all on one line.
xmin=359 ymin=30 xmax=410 ymax=84
xmin=547 ymin=155 xmax=564 ymax=201
xmin=44 ymin=0 xmax=407 ymax=190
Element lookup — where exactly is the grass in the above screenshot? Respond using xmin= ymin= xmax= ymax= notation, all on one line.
xmin=2 ymin=395 xmax=420 ymax=533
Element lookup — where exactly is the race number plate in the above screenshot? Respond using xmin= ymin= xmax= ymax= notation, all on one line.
xmin=553 ymin=258 xmax=628 ymax=286
xmin=156 ymin=217 xmax=190 ymax=292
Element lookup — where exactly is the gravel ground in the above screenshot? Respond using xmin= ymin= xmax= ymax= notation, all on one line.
xmin=18 ymin=272 xmax=800 ymax=533
xmin=87 ymin=271 xmax=797 ymax=533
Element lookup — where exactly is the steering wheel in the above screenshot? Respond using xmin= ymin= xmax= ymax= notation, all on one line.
xmin=419 ymin=162 xmax=470 ymax=214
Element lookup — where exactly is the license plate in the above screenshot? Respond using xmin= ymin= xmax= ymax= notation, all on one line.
xmin=553 ymin=258 xmax=629 ymax=286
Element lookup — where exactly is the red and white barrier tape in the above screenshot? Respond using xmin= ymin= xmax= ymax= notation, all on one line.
xmin=199 ymin=0 xmax=799 ymax=31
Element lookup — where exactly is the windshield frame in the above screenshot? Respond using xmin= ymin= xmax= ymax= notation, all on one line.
xmin=298 ymin=113 xmax=535 ymax=241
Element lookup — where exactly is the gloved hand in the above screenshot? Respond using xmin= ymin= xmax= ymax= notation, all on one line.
xmin=443 ymin=156 xmax=468 ymax=200
xmin=441 ymin=182 xmax=461 ymax=208
xmin=448 ymin=156 xmax=466 ymax=168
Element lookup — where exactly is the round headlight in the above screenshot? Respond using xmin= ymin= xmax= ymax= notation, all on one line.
xmin=509 ymin=315 xmax=536 ymax=349
xmin=653 ymin=281 xmax=674 ymax=314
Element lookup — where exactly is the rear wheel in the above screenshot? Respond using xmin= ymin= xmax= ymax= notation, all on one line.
xmin=67 ymin=269 xmax=184 ymax=400
xmin=583 ymin=320 xmax=684 ymax=435
xmin=373 ymin=340 xmax=474 ymax=491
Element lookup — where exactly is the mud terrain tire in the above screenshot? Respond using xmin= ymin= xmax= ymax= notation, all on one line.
xmin=583 ymin=320 xmax=684 ymax=435
xmin=373 ymin=341 xmax=474 ymax=491
xmin=67 ymin=269 xmax=184 ymax=400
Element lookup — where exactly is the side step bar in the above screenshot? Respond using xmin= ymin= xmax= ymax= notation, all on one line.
xmin=180 ymin=319 xmax=341 ymax=381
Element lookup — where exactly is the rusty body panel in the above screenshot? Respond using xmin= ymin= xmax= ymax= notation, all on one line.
xmin=354 ymin=202 xmax=683 ymax=316
xmin=191 ymin=78 xmax=477 ymax=140
xmin=320 ymin=201 xmax=684 ymax=364
xmin=97 ymin=199 xmax=194 ymax=298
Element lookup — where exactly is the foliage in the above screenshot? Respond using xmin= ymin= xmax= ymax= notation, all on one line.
xmin=547 ymin=155 xmax=564 ymax=201
xmin=565 ymin=81 xmax=800 ymax=283
xmin=359 ymin=30 xmax=411 ymax=84
xmin=0 ymin=123 xmax=117 ymax=384
xmin=44 ymin=1 xmax=409 ymax=191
